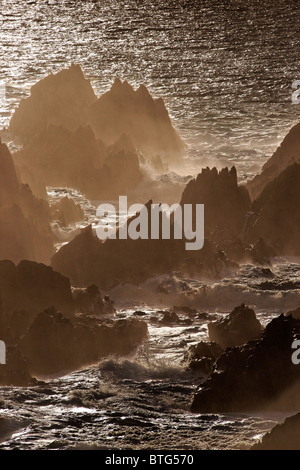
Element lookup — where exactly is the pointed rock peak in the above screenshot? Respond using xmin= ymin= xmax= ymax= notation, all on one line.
xmin=136 ymin=83 xmax=151 ymax=98
xmin=110 ymin=133 xmax=136 ymax=154
xmin=111 ymin=77 xmax=134 ymax=95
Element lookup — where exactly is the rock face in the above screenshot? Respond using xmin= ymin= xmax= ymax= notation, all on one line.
xmin=252 ymin=413 xmax=300 ymax=450
xmin=9 ymin=64 xmax=185 ymax=172
xmin=208 ymin=303 xmax=262 ymax=349
xmin=0 ymin=260 xmax=74 ymax=341
xmin=51 ymin=203 xmax=236 ymax=290
xmin=0 ymin=140 xmax=54 ymax=264
xmin=185 ymin=341 xmax=223 ymax=375
xmin=89 ymin=78 xmax=185 ymax=164
xmin=0 ymin=260 xmax=147 ymax=384
xmin=9 ymin=64 xmax=97 ymax=142
xmin=13 ymin=125 xmax=143 ymax=200
xmin=51 ymin=196 xmax=85 ymax=226
xmin=21 ymin=309 xmax=148 ymax=376
xmin=191 ymin=314 xmax=300 ymax=413
xmin=247 ymin=123 xmax=300 ymax=199
xmin=180 ymin=167 xmax=251 ymax=244
xmin=245 ymin=163 xmax=300 ymax=255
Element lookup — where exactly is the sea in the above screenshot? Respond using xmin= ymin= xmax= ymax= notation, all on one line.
xmin=0 ymin=0 xmax=299 ymax=450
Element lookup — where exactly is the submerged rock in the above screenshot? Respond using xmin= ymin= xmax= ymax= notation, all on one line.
xmin=191 ymin=314 xmax=300 ymax=413
xmin=208 ymin=303 xmax=262 ymax=349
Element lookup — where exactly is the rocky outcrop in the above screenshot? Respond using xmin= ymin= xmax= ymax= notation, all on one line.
xmin=252 ymin=413 xmax=300 ymax=450
xmin=20 ymin=309 xmax=147 ymax=376
xmin=0 ymin=260 xmax=74 ymax=341
xmin=9 ymin=64 xmax=185 ymax=171
xmin=208 ymin=303 xmax=262 ymax=349
xmin=51 ymin=205 xmax=237 ymax=290
xmin=185 ymin=341 xmax=223 ymax=375
xmin=13 ymin=125 xmax=143 ymax=200
xmin=247 ymin=123 xmax=300 ymax=199
xmin=51 ymin=196 xmax=85 ymax=226
xmin=191 ymin=314 xmax=300 ymax=413
xmin=180 ymin=166 xmax=251 ymax=244
xmin=9 ymin=64 xmax=97 ymax=142
xmin=0 ymin=140 xmax=54 ymax=264
xmin=245 ymin=163 xmax=300 ymax=255
xmin=89 ymin=78 xmax=185 ymax=164
xmin=72 ymin=285 xmax=115 ymax=316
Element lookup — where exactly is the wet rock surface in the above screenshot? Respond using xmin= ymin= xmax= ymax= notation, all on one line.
xmin=208 ymin=303 xmax=262 ymax=349
xmin=191 ymin=314 xmax=300 ymax=413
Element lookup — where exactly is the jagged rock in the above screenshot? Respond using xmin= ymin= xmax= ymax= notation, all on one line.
xmin=0 ymin=346 xmax=36 ymax=386
xmin=20 ymin=308 xmax=147 ymax=376
xmin=252 ymin=413 xmax=300 ymax=450
xmin=89 ymin=77 xmax=185 ymax=164
xmin=9 ymin=65 xmax=185 ymax=171
xmin=0 ymin=260 xmax=74 ymax=342
xmin=208 ymin=303 xmax=262 ymax=349
xmin=184 ymin=341 xmax=223 ymax=374
xmin=51 ymin=196 xmax=85 ymax=226
xmin=51 ymin=207 xmax=235 ymax=290
xmin=72 ymin=285 xmax=115 ymax=315
xmin=191 ymin=314 xmax=300 ymax=413
xmin=0 ymin=139 xmax=54 ymax=264
xmin=180 ymin=166 xmax=251 ymax=243
xmin=13 ymin=125 xmax=143 ymax=200
xmin=245 ymin=163 xmax=300 ymax=255
xmin=247 ymin=123 xmax=300 ymax=199
xmin=9 ymin=64 xmax=97 ymax=142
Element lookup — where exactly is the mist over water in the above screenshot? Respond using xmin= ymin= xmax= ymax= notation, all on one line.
xmin=0 ymin=0 xmax=300 ymax=450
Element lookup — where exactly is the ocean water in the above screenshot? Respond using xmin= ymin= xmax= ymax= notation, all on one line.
xmin=0 ymin=0 xmax=300 ymax=450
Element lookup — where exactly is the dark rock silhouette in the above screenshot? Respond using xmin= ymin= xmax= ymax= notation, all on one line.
xmin=9 ymin=64 xmax=97 ymax=142
xmin=191 ymin=314 xmax=300 ymax=413
xmin=72 ymin=285 xmax=115 ymax=315
xmin=51 ymin=203 xmax=236 ymax=290
xmin=0 ymin=346 xmax=35 ymax=386
xmin=180 ymin=166 xmax=251 ymax=244
xmin=245 ymin=163 xmax=300 ymax=255
xmin=208 ymin=303 xmax=262 ymax=349
xmin=252 ymin=413 xmax=300 ymax=450
xmin=247 ymin=122 xmax=300 ymax=199
xmin=20 ymin=309 xmax=147 ymax=376
xmin=0 ymin=259 xmax=146 ymax=383
xmin=0 ymin=260 xmax=73 ymax=341
xmin=185 ymin=341 xmax=223 ymax=374
xmin=0 ymin=140 xmax=54 ymax=264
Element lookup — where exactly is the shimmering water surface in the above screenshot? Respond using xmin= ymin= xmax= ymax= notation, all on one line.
xmin=0 ymin=0 xmax=299 ymax=450
xmin=0 ymin=0 xmax=300 ymax=178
